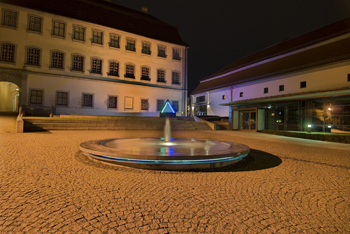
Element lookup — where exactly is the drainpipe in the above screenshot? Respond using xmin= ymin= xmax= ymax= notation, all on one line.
xmin=183 ymin=47 xmax=189 ymax=116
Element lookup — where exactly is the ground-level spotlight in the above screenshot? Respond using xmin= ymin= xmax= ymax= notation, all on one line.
xmin=307 ymin=124 xmax=312 ymax=133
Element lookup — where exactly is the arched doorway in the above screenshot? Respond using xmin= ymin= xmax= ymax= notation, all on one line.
xmin=0 ymin=81 xmax=19 ymax=112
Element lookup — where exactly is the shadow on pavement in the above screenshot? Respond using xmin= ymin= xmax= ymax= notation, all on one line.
xmin=76 ymin=149 xmax=282 ymax=173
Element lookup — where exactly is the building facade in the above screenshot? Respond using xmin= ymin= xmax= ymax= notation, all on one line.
xmin=191 ymin=18 xmax=350 ymax=132
xmin=0 ymin=0 xmax=188 ymax=116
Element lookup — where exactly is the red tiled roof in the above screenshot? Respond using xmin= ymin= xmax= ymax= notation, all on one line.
xmin=192 ymin=36 xmax=350 ymax=94
xmin=1 ymin=0 xmax=188 ymax=46
xmin=192 ymin=17 xmax=350 ymax=95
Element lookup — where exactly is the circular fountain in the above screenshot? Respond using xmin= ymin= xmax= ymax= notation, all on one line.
xmin=80 ymin=118 xmax=250 ymax=170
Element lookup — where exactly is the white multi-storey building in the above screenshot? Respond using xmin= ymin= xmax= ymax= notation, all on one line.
xmin=0 ymin=0 xmax=188 ymax=116
xmin=191 ymin=17 xmax=350 ymax=132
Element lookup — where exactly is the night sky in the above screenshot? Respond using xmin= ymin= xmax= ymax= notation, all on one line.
xmin=113 ymin=0 xmax=350 ymax=94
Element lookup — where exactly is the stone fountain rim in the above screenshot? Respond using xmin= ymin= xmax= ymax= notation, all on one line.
xmin=79 ymin=137 xmax=250 ymax=161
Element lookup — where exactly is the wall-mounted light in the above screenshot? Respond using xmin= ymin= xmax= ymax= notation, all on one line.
xmin=207 ymin=104 xmax=210 ymax=108
xmin=15 ymin=88 xmax=19 ymax=91
xmin=328 ymin=107 xmax=332 ymax=111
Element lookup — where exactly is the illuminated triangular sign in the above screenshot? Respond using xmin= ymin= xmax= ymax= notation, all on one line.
xmin=161 ymin=100 xmax=175 ymax=114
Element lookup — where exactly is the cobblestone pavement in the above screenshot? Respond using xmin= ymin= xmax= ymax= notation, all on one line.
xmin=0 ymin=129 xmax=350 ymax=233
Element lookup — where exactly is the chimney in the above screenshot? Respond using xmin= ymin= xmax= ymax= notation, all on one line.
xmin=141 ymin=6 xmax=148 ymax=14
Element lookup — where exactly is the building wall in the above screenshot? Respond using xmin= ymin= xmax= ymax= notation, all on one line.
xmin=192 ymin=60 xmax=350 ymax=117
xmin=0 ymin=2 xmax=187 ymax=116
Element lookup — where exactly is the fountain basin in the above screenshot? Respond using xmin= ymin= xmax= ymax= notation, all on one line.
xmin=80 ymin=137 xmax=250 ymax=170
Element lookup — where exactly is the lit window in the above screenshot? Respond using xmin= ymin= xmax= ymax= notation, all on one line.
xmin=26 ymin=48 xmax=40 ymax=66
xmin=300 ymin=81 xmax=306 ymax=88
xmin=158 ymin=45 xmax=166 ymax=58
xmin=30 ymin=90 xmax=43 ymax=104
xmin=91 ymin=58 xmax=102 ymax=74
xmin=72 ymin=55 xmax=84 ymax=71
xmin=141 ymin=99 xmax=149 ymax=110
xmin=279 ymin=85 xmax=284 ymax=92
xmin=73 ymin=26 xmax=85 ymax=41
xmin=53 ymin=21 xmax=65 ymax=37
xmin=110 ymin=34 xmax=119 ymax=48
xmin=28 ymin=15 xmax=42 ymax=32
xmin=125 ymin=64 xmax=135 ymax=78
xmin=172 ymin=100 xmax=179 ymax=112
xmin=109 ymin=61 xmax=119 ymax=76
xmin=56 ymin=92 xmax=68 ymax=106
xmin=51 ymin=51 xmax=64 ymax=69
xmin=172 ymin=71 xmax=180 ymax=84
xmin=173 ymin=48 xmax=180 ymax=60
xmin=108 ymin=96 xmax=117 ymax=109
xmin=142 ymin=42 xmax=151 ymax=55
xmin=92 ymin=30 xmax=103 ymax=44
xmin=2 ymin=10 xmax=17 ymax=28
xmin=141 ymin=67 xmax=150 ymax=80
xmin=157 ymin=100 xmax=164 ymax=111
xmin=126 ymin=38 xmax=135 ymax=51
xmin=82 ymin=94 xmax=93 ymax=107
xmin=157 ymin=69 xmax=165 ymax=82
xmin=1 ymin=43 xmax=15 ymax=62
xmin=264 ymin=87 xmax=268 ymax=94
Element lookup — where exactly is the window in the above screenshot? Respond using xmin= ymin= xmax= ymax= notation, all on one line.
xmin=125 ymin=64 xmax=135 ymax=78
xmin=82 ymin=94 xmax=93 ymax=107
xmin=51 ymin=51 xmax=64 ymax=69
xmin=347 ymin=74 xmax=350 ymax=82
xmin=279 ymin=85 xmax=284 ymax=92
xmin=110 ymin=34 xmax=119 ymax=48
xmin=56 ymin=92 xmax=68 ymax=106
xmin=92 ymin=30 xmax=103 ymax=44
xmin=172 ymin=71 xmax=180 ymax=84
xmin=26 ymin=47 xmax=40 ymax=66
xmin=157 ymin=100 xmax=165 ymax=111
xmin=142 ymin=42 xmax=151 ymax=55
xmin=141 ymin=99 xmax=149 ymax=110
xmin=126 ymin=38 xmax=135 ymax=51
xmin=91 ymin=58 xmax=102 ymax=74
xmin=53 ymin=21 xmax=65 ymax=37
xmin=28 ymin=15 xmax=42 ymax=33
xmin=2 ymin=9 xmax=17 ymax=28
xmin=30 ymin=90 xmax=43 ymax=104
xmin=158 ymin=45 xmax=166 ymax=58
xmin=141 ymin=67 xmax=150 ymax=80
xmin=173 ymin=48 xmax=180 ymax=60
xmin=240 ymin=92 xmax=243 ymax=97
xmin=157 ymin=69 xmax=165 ymax=82
xmin=1 ymin=43 xmax=15 ymax=62
xmin=222 ymin=95 xmax=226 ymax=100
xmin=73 ymin=26 xmax=85 ymax=41
xmin=109 ymin=61 xmax=119 ymax=76
xmin=264 ymin=87 xmax=268 ymax=94
xmin=196 ymin=96 xmax=205 ymax=103
xmin=72 ymin=55 xmax=84 ymax=71
xmin=300 ymin=81 xmax=306 ymax=88
xmin=108 ymin=96 xmax=117 ymax=109
xmin=172 ymin=101 xmax=179 ymax=112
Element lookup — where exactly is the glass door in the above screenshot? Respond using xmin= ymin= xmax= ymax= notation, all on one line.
xmin=241 ymin=111 xmax=256 ymax=130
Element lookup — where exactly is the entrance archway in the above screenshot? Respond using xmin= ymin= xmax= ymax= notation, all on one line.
xmin=0 ymin=81 xmax=19 ymax=112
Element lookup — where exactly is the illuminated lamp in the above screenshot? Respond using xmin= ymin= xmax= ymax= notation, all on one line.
xmin=160 ymin=99 xmax=176 ymax=118
xmin=307 ymin=124 xmax=312 ymax=133
xmin=328 ymin=125 xmax=332 ymax=128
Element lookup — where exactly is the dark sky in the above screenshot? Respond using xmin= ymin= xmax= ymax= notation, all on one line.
xmin=112 ymin=0 xmax=350 ymax=94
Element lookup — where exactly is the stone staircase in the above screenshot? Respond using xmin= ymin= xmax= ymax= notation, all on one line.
xmin=23 ymin=116 xmax=212 ymax=132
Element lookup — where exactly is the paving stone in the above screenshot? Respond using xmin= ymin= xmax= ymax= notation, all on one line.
xmin=0 ymin=130 xmax=349 ymax=233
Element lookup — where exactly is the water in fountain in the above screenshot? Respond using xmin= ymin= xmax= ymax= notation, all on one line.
xmin=80 ymin=117 xmax=250 ymax=170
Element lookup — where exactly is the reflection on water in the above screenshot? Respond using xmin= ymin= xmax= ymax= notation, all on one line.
xmin=103 ymin=138 xmax=231 ymax=157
